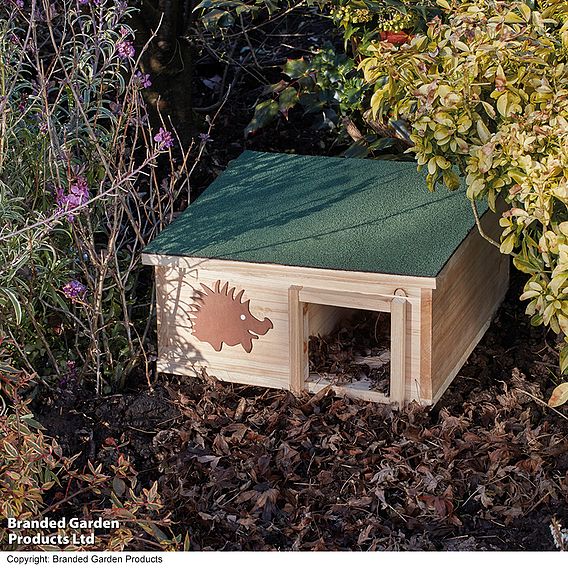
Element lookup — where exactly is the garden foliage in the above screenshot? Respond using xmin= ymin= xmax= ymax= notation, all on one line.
xmin=0 ymin=345 xmax=185 ymax=550
xmin=241 ymin=0 xmax=438 ymax=153
xmin=358 ymin=0 xmax=568 ymax=387
xmin=0 ymin=0 xmax=202 ymax=391
xmin=0 ymin=353 xmax=69 ymax=523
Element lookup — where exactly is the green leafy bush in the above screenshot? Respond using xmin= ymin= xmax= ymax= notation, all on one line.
xmin=194 ymin=0 xmax=293 ymax=30
xmin=245 ymin=48 xmax=370 ymax=136
xmin=244 ymin=0 xmax=437 ymax=152
xmin=359 ymin=0 xmax=568 ymax=384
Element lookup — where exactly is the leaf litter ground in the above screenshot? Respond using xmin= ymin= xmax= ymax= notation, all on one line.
xmin=36 ymin=267 xmax=568 ymax=550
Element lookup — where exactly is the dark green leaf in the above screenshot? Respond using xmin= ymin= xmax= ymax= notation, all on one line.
xmin=283 ymin=58 xmax=309 ymax=79
xmin=278 ymin=87 xmax=299 ymax=117
xmin=244 ymin=100 xmax=279 ymax=137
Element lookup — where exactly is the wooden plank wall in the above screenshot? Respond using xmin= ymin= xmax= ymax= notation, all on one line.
xmin=147 ymin=256 xmax=429 ymax=401
xmin=430 ymin=213 xmax=509 ymax=404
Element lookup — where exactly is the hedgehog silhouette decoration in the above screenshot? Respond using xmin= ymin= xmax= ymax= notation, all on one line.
xmin=190 ymin=280 xmax=273 ymax=353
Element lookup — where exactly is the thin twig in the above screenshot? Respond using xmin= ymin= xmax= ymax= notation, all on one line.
xmin=516 ymin=388 xmax=568 ymax=421
xmin=471 ymin=200 xmax=501 ymax=249
xmin=38 ymin=485 xmax=106 ymax=518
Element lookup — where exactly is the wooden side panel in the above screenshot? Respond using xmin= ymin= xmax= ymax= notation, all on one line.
xmin=430 ymin=211 xmax=509 ymax=403
xmin=142 ymin=253 xmax=437 ymax=290
xmin=306 ymin=375 xmax=391 ymax=404
xmin=155 ymin=265 xmax=172 ymax=360
xmin=156 ymin=266 xmax=290 ymax=389
xmin=307 ymin=304 xmax=352 ymax=338
xmin=299 ymin=288 xmax=392 ymax=312
xmin=419 ymin=287 xmax=433 ymax=402
xmin=390 ymin=297 xmax=407 ymax=407
xmin=151 ymin=256 xmax=428 ymax=402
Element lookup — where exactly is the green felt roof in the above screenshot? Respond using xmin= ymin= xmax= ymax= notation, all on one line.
xmin=144 ymin=151 xmax=486 ymax=277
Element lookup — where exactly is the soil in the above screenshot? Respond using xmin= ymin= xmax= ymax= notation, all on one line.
xmin=33 ymin=267 xmax=568 ymax=551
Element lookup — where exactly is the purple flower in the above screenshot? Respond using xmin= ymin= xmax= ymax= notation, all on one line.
xmin=135 ymin=71 xmax=152 ymax=89
xmin=110 ymin=100 xmax=123 ymax=115
xmin=154 ymin=127 xmax=174 ymax=149
xmin=62 ymin=280 xmax=87 ymax=303
xmin=199 ymin=132 xmax=212 ymax=143
xmin=78 ymin=0 xmax=102 ymax=4
xmin=117 ymin=40 xmax=135 ymax=60
xmin=55 ymin=177 xmax=90 ymax=222
xmin=18 ymin=93 xmax=28 ymax=112
xmin=59 ymin=360 xmax=78 ymax=389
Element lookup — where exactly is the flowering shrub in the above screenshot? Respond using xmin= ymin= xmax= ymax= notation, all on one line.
xmin=135 ymin=72 xmax=152 ymax=89
xmin=62 ymin=280 xmax=87 ymax=303
xmin=116 ymin=39 xmax=136 ymax=60
xmin=0 ymin=0 xmax=208 ymax=391
xmin=55 ymin=178 xmax=90 ymax=222
xmin=154 ymin=127 xmax=175 ymax=149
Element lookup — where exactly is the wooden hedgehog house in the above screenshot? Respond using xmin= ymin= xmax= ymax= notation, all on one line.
xmin=142 ymin=151 xmax=509 ymax=407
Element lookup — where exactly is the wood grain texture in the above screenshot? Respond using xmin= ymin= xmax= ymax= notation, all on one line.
xmin=430 ymin=209 xmax=509 ymax=402
xmin=306 ymin=375 xmax=391 ymax=404
xmin=299 ymin=288 xmax=392 ymax=312
xmin=390 ymin=296 xmax=407 ymax=407
xmin=289 ymin=286 xmax=304 ymax=395
xmin=430 ymin=317 xmax=493 ymax=406
xmin=142 ymin=254 xmax=438 ymax=290
xmin=157 ymin=360 xmax=288 ymax=390
xmin=307 ymin=304 xmax=353 ymax=338
xmin=419 ymin=287 xmax=433 ymax=402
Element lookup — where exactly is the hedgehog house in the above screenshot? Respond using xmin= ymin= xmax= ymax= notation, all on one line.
xmin=142 ymin=151 xmax=509 ymax=406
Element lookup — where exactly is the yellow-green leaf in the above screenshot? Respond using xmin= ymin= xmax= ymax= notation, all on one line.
xmin=518 ymin=2 xmax=532 ymax=22
xmin=500 ymin=233 xmax=516 ymax=255
xmin=548 ymin=382 xmax=568 ymax=407
xmin=428 ymin=157 xmax=438 ymax=175
xmin=370 ymin=86 xmax=388 ymax=119
xmin=497 ymin=93 xmax=509 ymax=117
xmin=476 ymin=119 xmax=491 ymax=143
xmin=443 ymin=169 xmax=461 ymax=190
xmin=503 ymin=11 xmax=524 ymax=23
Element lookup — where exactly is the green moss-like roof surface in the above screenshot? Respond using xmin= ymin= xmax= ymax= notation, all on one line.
xmin=144 ymin=151 xmax=486 ymax=277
